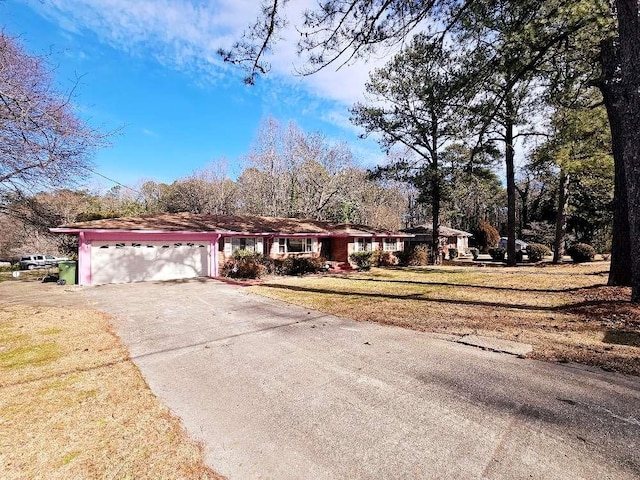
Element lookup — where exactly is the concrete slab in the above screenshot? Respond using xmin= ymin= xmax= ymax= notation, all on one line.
xmin=457 ymin=334 xmax=533 ymax=357
xmin=84 ymin=280 xmax=640 ymax=480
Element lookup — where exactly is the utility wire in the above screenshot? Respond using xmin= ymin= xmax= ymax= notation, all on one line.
xmin=83 ymin=166 xmax=142 ymax=195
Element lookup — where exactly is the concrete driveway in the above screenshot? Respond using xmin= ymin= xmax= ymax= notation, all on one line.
xmin=84 ymin=279 xmax=640 ymax=480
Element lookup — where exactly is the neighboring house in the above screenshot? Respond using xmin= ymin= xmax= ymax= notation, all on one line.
xmin=401 ymin=224 xmax=473 ymax=254
xmin=51 ymin=212 xmax=410 ymax=286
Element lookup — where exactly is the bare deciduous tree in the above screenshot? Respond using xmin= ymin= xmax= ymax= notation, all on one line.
xmin=0 ymin=32 xmax=106 ymax=201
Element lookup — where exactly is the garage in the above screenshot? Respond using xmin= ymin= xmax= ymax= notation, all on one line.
xmin=90 ymin=240 xmax=210 ymax=285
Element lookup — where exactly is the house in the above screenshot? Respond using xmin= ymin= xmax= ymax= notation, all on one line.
xmin=401 ymin=224 xmax=473 ymax=254
xmin=51 ymin=212 xmax=411 ymax=286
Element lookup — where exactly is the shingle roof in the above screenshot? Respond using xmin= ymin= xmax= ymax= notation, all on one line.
xmin=401 ymin=224 xmax=473 ymax=237
xmin=54 ymin=212 xmax=409 ymax=237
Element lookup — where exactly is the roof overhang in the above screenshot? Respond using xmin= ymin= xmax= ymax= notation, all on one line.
xmin=50 ymin=228 xmax=414 ymax=238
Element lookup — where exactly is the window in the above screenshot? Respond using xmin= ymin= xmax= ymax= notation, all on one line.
xmin=354 ymin=238 xmax=372 ymax=252
xmin=278 ymin=237 xmax=313 ymax=254
xmin=232 ymin=237 xmax=257 ymax=253
xmin=383 ymin=238 xmax=398 ymax=252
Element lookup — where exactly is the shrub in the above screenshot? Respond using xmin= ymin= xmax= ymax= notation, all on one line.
xmin=488 ymin=247 xmax=506 ymax=261
xmin=448 ymin=248 xmax=458 ymax=260
xmin=349 ymin=251 xmax=373 ymax=270
xmin=472 ymin=221 xmax=500 ymax=253
xmin=221 ymin=251 xmax=265 ymax=279
xmin=396 ymin=244 xmax=430 ymax=266
xmin=567 ymin=243 xmax=596 ymax=263
xmin=527 ymin=243 xmax=552 ymax=262
xmin=469 ymin=247 xmax=479 ymax=260
xmin=515 ymin=250 xmax=524 ymax=263
xmin=371 ymin=250 xmax=397 ymax=267
xmin=259 ymin=256 xmax=279 ymax=275
xmin=281 ymin=256 xmax=326 ymax=275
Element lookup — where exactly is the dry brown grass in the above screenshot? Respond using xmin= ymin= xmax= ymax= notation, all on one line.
xmin=0 ymin=281 xmax=224 ymax=479
xmin=250 ymin=261 xmax=640 ymax=376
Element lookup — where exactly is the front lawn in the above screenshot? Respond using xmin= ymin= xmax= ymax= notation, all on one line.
xmin=0 ymin=281 xmax=223 ymax=479
xmin=250 ymin=262 xmax=640 ymax=376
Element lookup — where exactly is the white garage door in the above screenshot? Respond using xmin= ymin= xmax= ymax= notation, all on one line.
xmin=91 ymin=241 xmax=209 ymax=285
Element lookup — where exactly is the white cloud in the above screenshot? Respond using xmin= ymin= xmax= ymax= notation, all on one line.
xmin=141 ymin=128 xmax=159 ymax=138
xmin=20 ymin=0 xmax=405 ymax=131
xmin=24 ymin=0 xmax=259 ymax=79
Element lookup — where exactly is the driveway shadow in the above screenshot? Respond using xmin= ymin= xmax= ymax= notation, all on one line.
xmin=260 ymin=283 xmax=627 ymax=314
xmin=334 ymin=275 xmax=608 ymax=294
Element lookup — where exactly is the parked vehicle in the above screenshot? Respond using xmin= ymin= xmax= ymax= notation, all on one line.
xmin=19 ymin=254 xmax=68 ymax=270
xmin=498 ymin=237 xmax=528 ymax=252
xmin=47 ymin=255 xmax=69 ymax=264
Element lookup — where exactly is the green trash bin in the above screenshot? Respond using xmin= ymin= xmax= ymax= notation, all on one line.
xmin=58 ymin=261 xmax=77 ymax=285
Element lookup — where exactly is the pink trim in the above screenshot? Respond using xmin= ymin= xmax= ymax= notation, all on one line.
xmin=52 ymin=228 xmax=222 ymax=236
xmin=210 ymin=238 xmax=218 ymax=277
xmin=82 ymin=231 xmax=217 ymax=242
xmin=313 ymin=234 xmax=413 ymax=238
xmin=75 ymin=230 xmax=220 ymax=285
xmin=78 ymin=231 xmax=91 ymax=286
xmin=50 ymin=228 xmax=413 ymax=239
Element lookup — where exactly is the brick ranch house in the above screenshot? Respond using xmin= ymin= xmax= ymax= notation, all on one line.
xmin=401 ymin=224 xmax=473 ymax=255
xmin=51 ymin=213 xmax=411 ymax=286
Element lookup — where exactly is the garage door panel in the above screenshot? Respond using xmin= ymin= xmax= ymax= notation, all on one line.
xmin=91 ymin=241 xmax=209 ymax=285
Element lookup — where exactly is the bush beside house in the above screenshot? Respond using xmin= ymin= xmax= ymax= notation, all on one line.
xmin=567 ymin=243 xmax=596 ymax=263
xmin=488 ymin=247 xmax=506 ymax=261
xmin=527 ymin=243 xmax=552 ymax=262
xmin=396 ymin=245 xmax=430 ymax=266
xmin=221 ymin=251 xmax=265 ymax=279
xmin=472 ymin=221 xmax=500 ymax=253
xmin=349 ymin=251 xmax=373 ymax=271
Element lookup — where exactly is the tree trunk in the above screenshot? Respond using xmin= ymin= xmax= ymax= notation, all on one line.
xmin=601 ymin=35 xmax=632 ymax=286
xmin=616 ymin=0 xmax=640 ymax=302
xmin=516 ymin=180 xmax=530 ymax=238
xmin=505 ymin=97 xmax=517 ymax=267
xmin=607 ymin=103 xmax=632 ymax=285
xmin=431 ymin=119 xmax=440 ymax=265
xmin=553 ymin=169 xmax=569 ymax=264
xmin=431 ymin=164 xmax=440 ymax=265
xmin=601 ymin=1 xmax=639 ymax=298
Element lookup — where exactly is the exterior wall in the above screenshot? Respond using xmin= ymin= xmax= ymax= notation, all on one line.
xmin=457 ymin=236 xmax=469 ymax=253
xmin=268 ymin=236 xmax=320 ymax=259
xmin=77 ymin=231 xmax=220 ymax=286
xmin=405 ymin=235 xmax=464 ymax=252
xmin=221 ymin=236 xmax=265 ymax=260
xmin=334 ymin=237 xmax=406 ymax=266
xmin=218 ymin=235 xmax=407 ymax=265
xmin=330 ymin=237 xmax=350 ymax=262
xmin=75 ymin=230 xmax=411 ymax=285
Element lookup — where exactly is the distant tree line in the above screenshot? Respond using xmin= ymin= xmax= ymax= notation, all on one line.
xmin=222 ymin=0 xmax=637 ymax=299
xmin=0 ymin=114 xmax=612 ymax=262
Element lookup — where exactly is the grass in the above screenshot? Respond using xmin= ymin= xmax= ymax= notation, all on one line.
xmin=250 ymin=261 xmax=640 ymax=376
xmin=0 ymin=269 xmax=57 ymax=283
xmin=0 ymin=282 xmax=224 ymax=479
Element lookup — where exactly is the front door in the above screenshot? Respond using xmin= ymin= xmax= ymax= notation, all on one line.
xmin=320 ymin=238 xmax=332 ymax=260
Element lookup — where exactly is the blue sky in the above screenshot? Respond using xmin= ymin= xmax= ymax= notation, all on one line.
xmin=2 ymin=0 xmax=386 ymax=191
